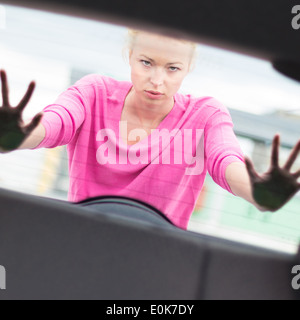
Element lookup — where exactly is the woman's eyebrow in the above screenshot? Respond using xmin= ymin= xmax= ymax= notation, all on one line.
xmin=140 ymin=54 xmax=183 ymax=65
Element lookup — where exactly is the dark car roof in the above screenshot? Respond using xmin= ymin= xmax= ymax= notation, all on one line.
xmin=2 ymin=0 xmax=300 ymax=81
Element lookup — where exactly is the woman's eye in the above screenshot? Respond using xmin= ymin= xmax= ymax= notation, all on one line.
xmin=140 ymin=60 xmax=179 ymax=72
xmin=141 ymin=60 xmax=151 ymax=67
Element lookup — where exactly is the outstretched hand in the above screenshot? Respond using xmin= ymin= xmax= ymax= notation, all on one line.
xmin=0 ymin=70 xmax=43 ymax=152
xmin=245 ymin=135 xmax=300 ymax=212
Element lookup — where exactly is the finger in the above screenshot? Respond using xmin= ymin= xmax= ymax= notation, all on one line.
xmin=0 ymin=70 xmax=10 ymax=107
xmin=270 ymin=134 xmax=280 ymax=168
xmin=23 ymin=112 xmax=43 ymax=136
xmin=244 ymin=156 xmax=260 ymax=181
xmin=284 ymin=139 xmax=300 ymax=171
xmin=293 ymin=169 xmax=300 ymax=179
xmin=17 ymin=81 xmax=36 ymax=112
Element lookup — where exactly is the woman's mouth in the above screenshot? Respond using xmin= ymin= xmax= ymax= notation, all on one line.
xmin=147 ymin=90 xmax=163 ymax=95
xmin=145 ymin=91 xmax=164 ymax=99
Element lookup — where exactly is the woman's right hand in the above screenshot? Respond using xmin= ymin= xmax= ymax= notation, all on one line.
xmin=0 ymin=70 xmax=43 ymax=153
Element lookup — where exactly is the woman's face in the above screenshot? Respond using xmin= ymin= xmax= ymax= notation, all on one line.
xmin=129 ymin=32 xmax=193 ymax=106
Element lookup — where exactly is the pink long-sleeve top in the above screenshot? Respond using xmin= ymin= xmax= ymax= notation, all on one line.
xmin=35 ymin=74 xmax=245 ymax=229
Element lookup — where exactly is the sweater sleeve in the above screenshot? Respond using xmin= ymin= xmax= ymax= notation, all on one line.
xmin=34 ymin=75 xmax=96 ymax=149
xmin=204 ymin=102 xmax=245 ymax=194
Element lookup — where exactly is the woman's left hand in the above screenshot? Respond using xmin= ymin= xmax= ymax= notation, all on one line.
xmin=245 ymin=135 xmax=300 ymax=212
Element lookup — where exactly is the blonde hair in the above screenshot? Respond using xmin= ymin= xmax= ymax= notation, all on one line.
xmin=122 ymin=29 xmax=198 ymax=73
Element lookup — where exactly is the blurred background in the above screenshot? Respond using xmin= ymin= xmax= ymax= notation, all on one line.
xmin=0 ymin=4 xmax=299 ymax=253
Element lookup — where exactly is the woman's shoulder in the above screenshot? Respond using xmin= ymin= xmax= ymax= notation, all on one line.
xmin=73 ymin=74 xmax=130 ymax=92
xmin=176 ymin=91 xmax=230 ymax=115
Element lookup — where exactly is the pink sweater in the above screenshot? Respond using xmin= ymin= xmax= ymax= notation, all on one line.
xmin=35 ymin=74 xmax=244 ymax=229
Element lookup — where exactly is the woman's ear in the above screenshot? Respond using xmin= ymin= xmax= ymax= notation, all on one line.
xmin=128 ymin=49 xmax=134 ymax=66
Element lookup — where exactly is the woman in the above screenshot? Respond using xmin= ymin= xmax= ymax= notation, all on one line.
xmin=0 ymin=29 xmax=299 ymax=230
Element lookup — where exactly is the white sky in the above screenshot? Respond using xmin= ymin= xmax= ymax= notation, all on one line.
xmin=1 ymin=4 xmax=300 ymax=118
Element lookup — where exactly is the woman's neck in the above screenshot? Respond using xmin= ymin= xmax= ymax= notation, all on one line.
xmin=126 ymin=89 xmax=175 ymax=128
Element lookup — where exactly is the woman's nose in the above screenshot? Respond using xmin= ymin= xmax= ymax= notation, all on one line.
xmin=150 ymin=68 xmax=164 ymax=86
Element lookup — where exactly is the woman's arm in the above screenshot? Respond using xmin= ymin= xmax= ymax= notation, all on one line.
xmin=226 ymin=135 xmax=300 ymax=212
xmin=226 ymin=161 xmax=266 ymax=210
xmin=18 ymin=120 xmax=46 ymax=150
